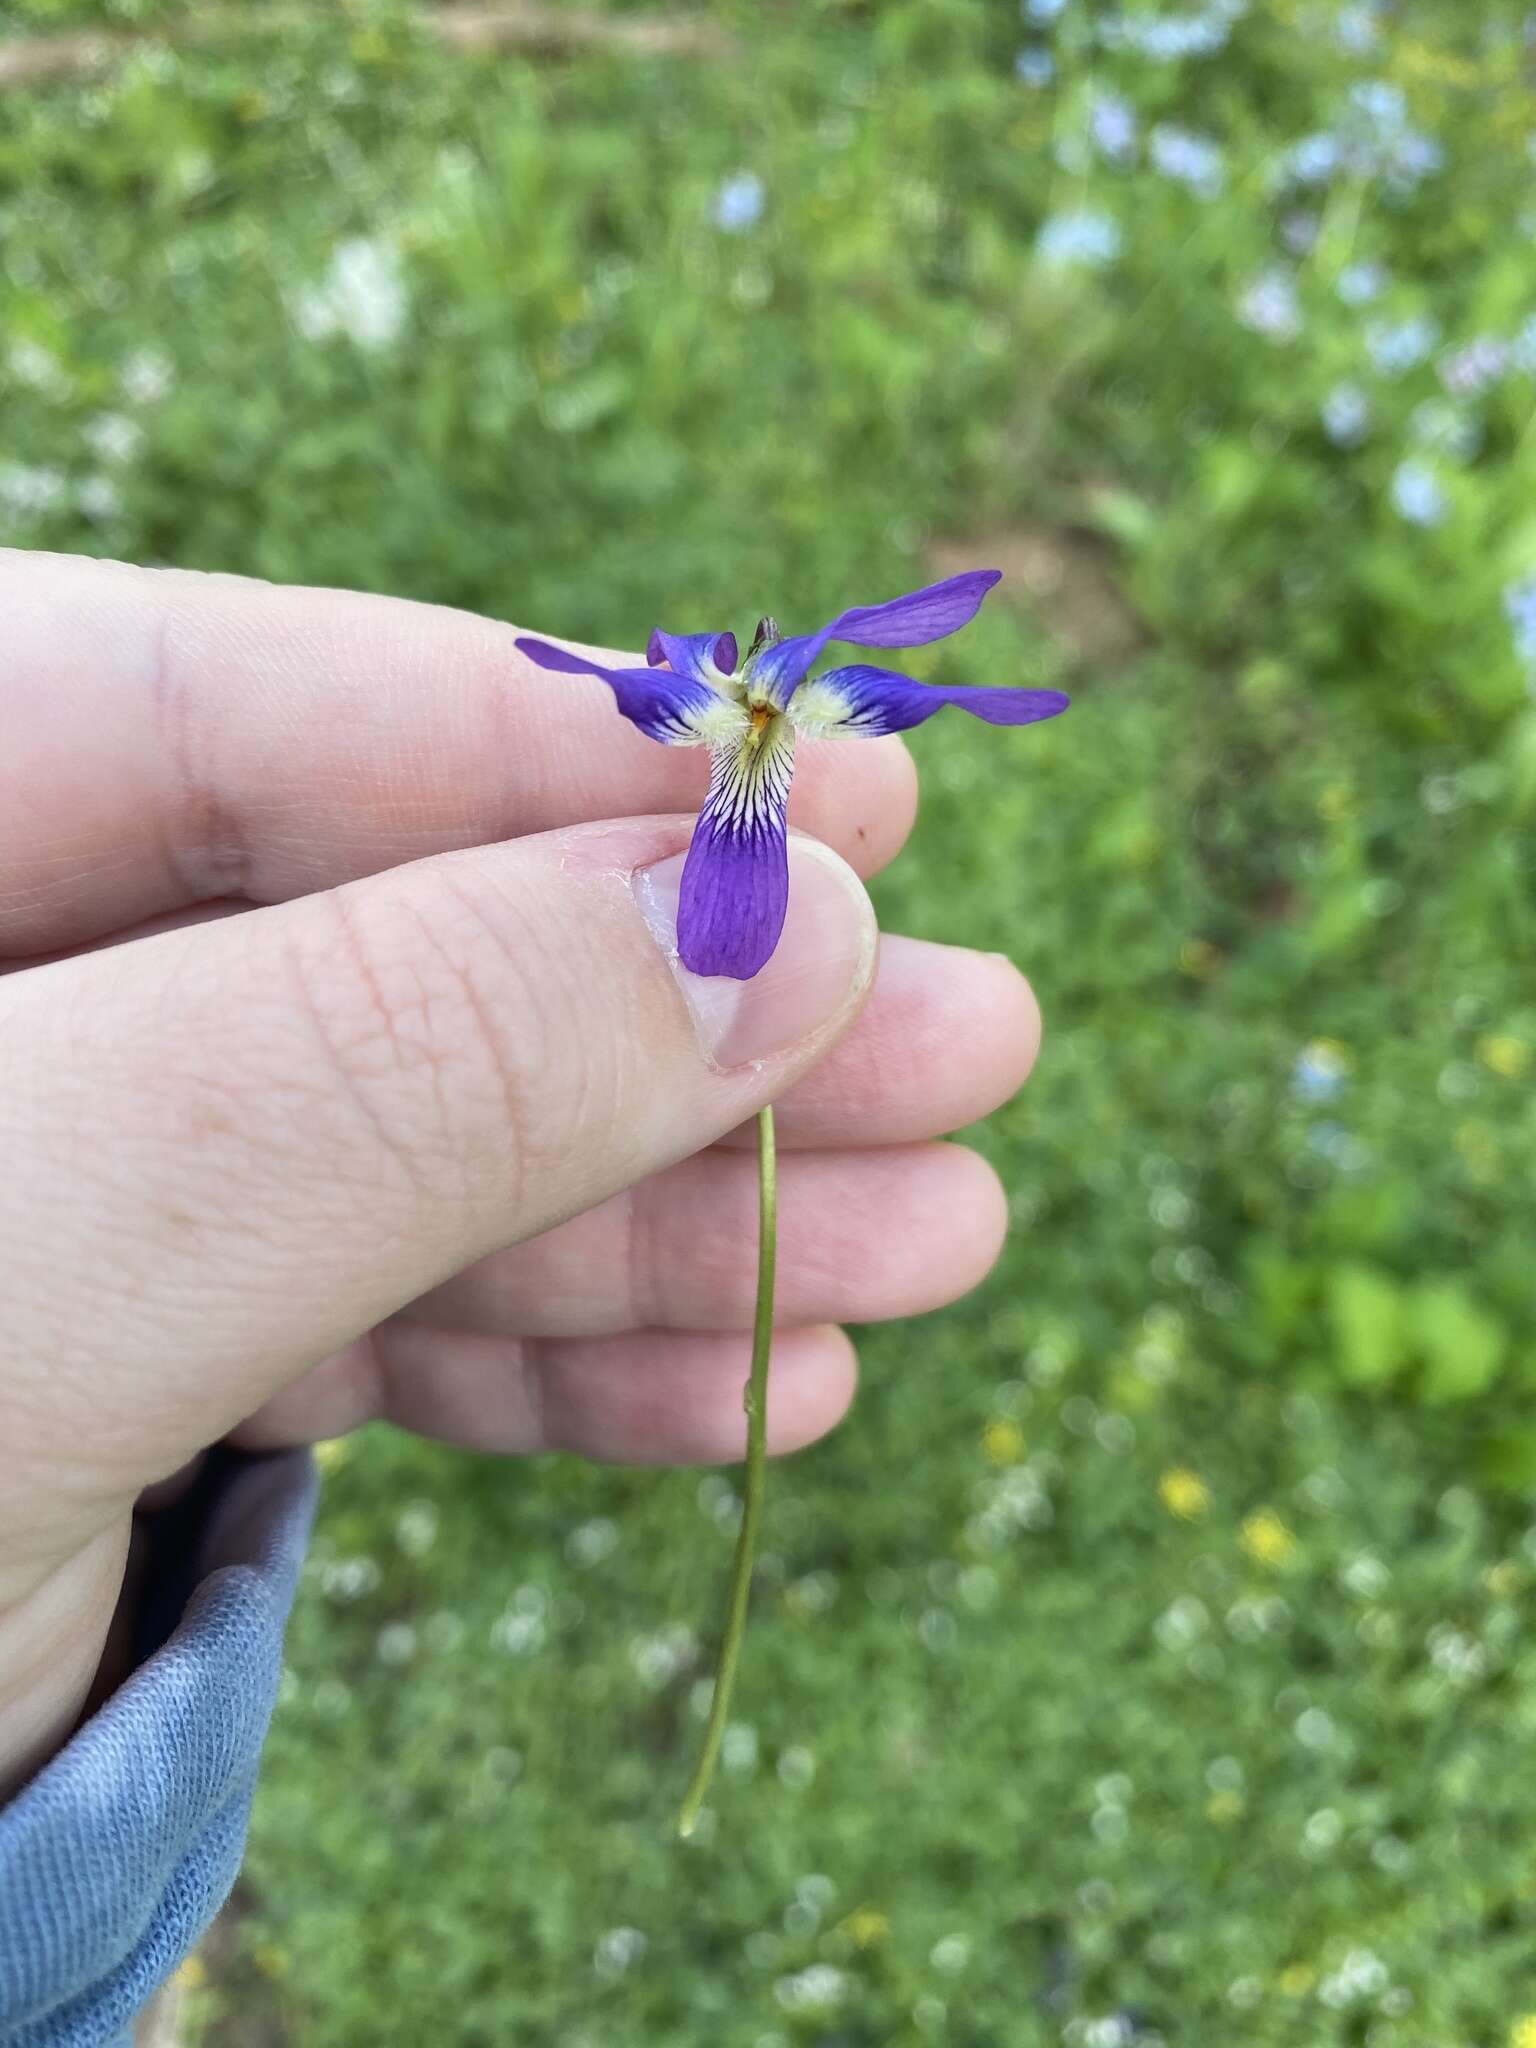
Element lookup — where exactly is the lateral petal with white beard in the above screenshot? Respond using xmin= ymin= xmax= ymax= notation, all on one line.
xmin=787 ymin=663 xmax=1071 ymax=738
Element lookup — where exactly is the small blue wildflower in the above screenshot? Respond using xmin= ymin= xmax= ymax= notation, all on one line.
xmin=1502 ymin=576 xmax=1536 ymax=679
xmin=516 ymin=574 xmax=1067 ymax=978
xmin=1336 ymin=260 xmax=1387 ymax=307
xmin=1104 ymin=9 xmax=1234 ymax=60
xmin=712 ymin=173 xmax=765 ymax=234
xmin=1390 ymin=460 xmax=1447 ymax=527
xmin=1286 ymin=132 xmax=1343 ymax=185
xmin=1349 ymin=79 xmax=1407 ymax=132
xmin=1387 ymin=129 xmax=1443 ymax=186
xmin=1408 ymin=400 xmax=1480 ymax=462
xmin=1439 ymin=337 xmax=1509 ymax=397
xmin=1015 ymin=46 xmax=1056 ymax=85
xmin=1335 ymin=2 xmax=1381 ymax=51
xmin=1321 ymin=383 xmax=1369 ymax=448
xmin=1511 ymin=314 xmax=1536 ymax=374
xmin=1238 ymin=267 xmax=1301 ymax=343
xmin=1364 ymin=314 xmax=1437 ymax=376
xmin=1292 ymin=1041 xmax=1347 ymax=1102
xmin=1334 ymin=79 xmax=1443 ymax=189
xmin=1150 ymin=124 xmax=1225 ymax=197
xmin=1023 ymin=0 xmax=1069 ymax=19
xmin=1087 ymin=87 xmax=1138 ymax=165
xmin=1036 ymin=209 xmax=1123 ymax=267
xmin=1282 ymin=211 xmax=1319 ymax=255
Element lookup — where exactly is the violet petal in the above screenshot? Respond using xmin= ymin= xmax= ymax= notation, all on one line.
xmin=788 ymin=662 xmax=1071 ymax=738
xmin=676 ymin=723 xmax=796 ymax=979
xmin=753 ymin=569 xmax=1002 ymax=705
xmin=645 ymin=629 xmax=736 ymax=684
xmin=515 ymin=636 xmax=742 ymax=746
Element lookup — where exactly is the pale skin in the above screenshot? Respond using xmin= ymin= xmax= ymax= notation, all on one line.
xmin=0 ymin=549 xmax=1043 ymax=1801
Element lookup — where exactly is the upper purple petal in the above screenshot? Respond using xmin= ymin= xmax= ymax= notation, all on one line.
xmin=515 ymin=635 xmax=723 ymax=745
xmin=753 ymin=569 xmax=1002 ymax=705
xmin=793 ymin=662 xmax=1070 ymax=737
xmin=829 ymin=569 xmax=1002 ymax=648
xmin=676 ymin=725 xmax=795 ymax=978
xmin=646 ymin=629 xmax=737 ymax=683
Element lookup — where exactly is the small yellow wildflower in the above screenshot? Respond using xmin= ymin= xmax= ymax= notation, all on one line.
xmin=1206 ymin=1789 xmax=1244 ymax=1825
xmin=251 ymin=1944 xmax=290 ymax=1980
xmin=1478 ymin=1034 xmax=1531 ymax=1080
xmin=982 ymin=1419 xmax=1026 ymax=1465
xmin=841 ymin=1906 xmax=891 ymax=1948
xmin=1240 ymin=1509 xmax=1296 ymax=1568
xmin=172 ymin=1955 xmax=208 ymax=1991
xmin=1179 ymin=937 xmax=1221 ymax=979
xmin=1509 ymin=2017 xmax=1536 ymax=2048
xmin=1317 ymin=782 xmax=1356 ymax=822
xmin=312 ymin=1437 xmax=350 ymax=1473
xmin=1278 ymin=1963 xmax=1316 ymax=1997
xmin=1487 ymin=1561 xmax=1522 ymax=1600
xmin=1159 ymin=1468 xmax=1211 ymax=1520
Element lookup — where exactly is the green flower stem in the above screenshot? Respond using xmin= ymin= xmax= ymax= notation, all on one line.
xmin=677 ymin=1102 xmax=777 ymax=1839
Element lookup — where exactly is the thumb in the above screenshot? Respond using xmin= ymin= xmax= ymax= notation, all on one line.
xmin=3 ymin=819 xmax=876 ymax=1502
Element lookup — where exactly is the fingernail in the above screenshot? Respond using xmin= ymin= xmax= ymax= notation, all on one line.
xmin=634 ymin=838 xmax=877 ymax=1067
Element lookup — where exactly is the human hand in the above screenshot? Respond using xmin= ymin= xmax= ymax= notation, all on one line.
xmin=0 ymin=550 xmax=1041 ymax=1795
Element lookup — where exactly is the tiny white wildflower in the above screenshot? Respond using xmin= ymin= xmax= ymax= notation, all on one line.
xmin=84 ymin=413 xmax=143 ymax=465
xmin=593 ymin=1927 xmax=647 ymax=1981
xmin=292 ymin=237 xmax=409 ymax=349
xmin=120 ymin=347 xmax=174 ymax=404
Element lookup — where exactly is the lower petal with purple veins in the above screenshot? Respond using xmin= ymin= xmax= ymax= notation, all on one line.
xmin=788 ymin=663 xmax=1070 ymax=738
xmin=677 ymin=719 xmax=796 ymax=979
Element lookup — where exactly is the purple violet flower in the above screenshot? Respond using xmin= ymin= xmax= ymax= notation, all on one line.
xmin=1438 ymin=337 xmax=1509 ymax=397
xmin=517 ymin=571 xmax=1069 ymax=979
xmin=1150 ymin=124 xmax=1225 ymax=198
xmin=1321 ymin=382 xmax=1369 ymax=447
xmin=1503 ymin=575 xmax=1536 ymax=682
xmin=1087 ymin=89 xmax=1139 ymax=164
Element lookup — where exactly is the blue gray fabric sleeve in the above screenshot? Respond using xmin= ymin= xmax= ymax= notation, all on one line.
xmin=0 ymin=1449 xmax=318 ymax=2048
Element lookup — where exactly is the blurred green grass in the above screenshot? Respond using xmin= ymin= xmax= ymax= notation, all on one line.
xmin=5 ymin=0 xmax=1536 ymax=2038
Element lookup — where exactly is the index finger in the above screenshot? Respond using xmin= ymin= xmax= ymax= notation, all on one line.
xmin=0 ymin=550 xmax=917 ymax=954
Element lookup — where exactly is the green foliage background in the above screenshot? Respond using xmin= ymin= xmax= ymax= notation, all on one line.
xmin=4 ymin=0 xmax=1536 ymax=2038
